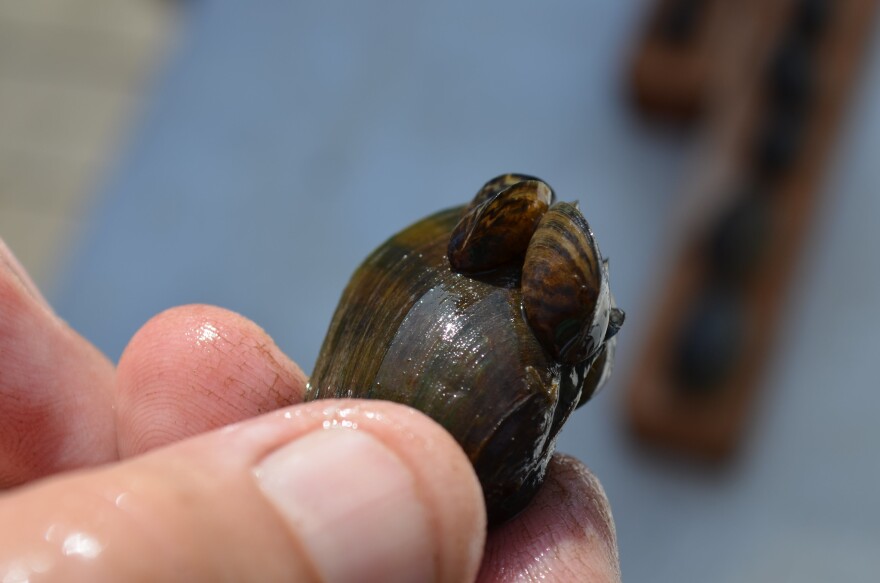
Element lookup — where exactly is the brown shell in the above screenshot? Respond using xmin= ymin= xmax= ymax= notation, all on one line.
xmin=307 ymin=208 xmax=561 ymax=524
xmin=522 ymin=203 xmax=610 ymax=364
xmin=468 ymin=173 xmax=549 ymax=210
xmin=448 ymin=179 xmax=553 ymax=273
xmin=306 ymin=176 xmax=622 ymax=525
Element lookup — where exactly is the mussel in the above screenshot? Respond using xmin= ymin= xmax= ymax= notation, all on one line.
xmin=306 ymin=174 xmax=624 ymax=525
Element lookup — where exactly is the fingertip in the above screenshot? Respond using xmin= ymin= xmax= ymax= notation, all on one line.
xmin=478 ymin=454 xmax=620 ymax=583
xmin=116 ymin=304 xmax=307 ymax=456
xmin=254 ymin=400 xmax=487 ymax=582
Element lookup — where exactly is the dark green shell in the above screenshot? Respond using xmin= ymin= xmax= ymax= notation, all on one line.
xmin=306 ymin=175 xmax=621 ymax=525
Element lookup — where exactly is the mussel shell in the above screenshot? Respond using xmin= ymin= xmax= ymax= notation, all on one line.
xmin=522 ymin=202 xmax=610 ymax=365
xmin=448 ymin=179 xmax=553 ymax=273
xmin=753 ymin=105 xmax=807 ymax=179
xmin=767 ymin=33 xmax=815 ymax=111
xmin=794 ymin=0 xmax=833 ymax=43
xmin=707 ymin=194 xmax=773 ymax=285
xmin=673 ymin=287 xmax=745 ymax=395
xmin=468 ymin=173 xmax=549 ymax=211
xmin=656 ymin=0 xmax=708 ymax=46
xmin=308 ymin=207 xmax=575 ymax=524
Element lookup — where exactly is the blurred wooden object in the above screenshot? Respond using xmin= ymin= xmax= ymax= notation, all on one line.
xmin=626 ymin=0 xmax=880 ymax=459
xmin=629 ymin=0 xmax=729 ymax=120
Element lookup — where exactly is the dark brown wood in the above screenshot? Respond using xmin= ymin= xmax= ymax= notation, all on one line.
xmin=626 ymin=0 xmax=880 ymax=459
xmin=629 ymin=0 xmax=730 ymax=121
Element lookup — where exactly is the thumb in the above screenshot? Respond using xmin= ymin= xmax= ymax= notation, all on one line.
xmin=0 ymin=400 xmax=486 ymax=583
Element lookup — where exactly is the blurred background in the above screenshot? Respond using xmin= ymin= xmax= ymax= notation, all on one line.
xmin=1 ymin=0 xmax=879 ymax=580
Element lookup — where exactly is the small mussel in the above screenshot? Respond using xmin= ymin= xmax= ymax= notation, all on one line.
xmin=672 ymin=286 xmax=745 ymax=395
xmin=306 ymin=174 xmax=624 ymax=525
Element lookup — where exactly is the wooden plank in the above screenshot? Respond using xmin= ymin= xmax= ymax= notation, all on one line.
xmin=626 ymin=0 xmax=880 ymax=459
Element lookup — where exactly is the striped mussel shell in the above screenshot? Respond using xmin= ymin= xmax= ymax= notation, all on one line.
xmin=306 ymin=174 xmax=623 ymax=525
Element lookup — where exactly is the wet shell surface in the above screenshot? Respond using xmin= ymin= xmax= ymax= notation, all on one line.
xmin=306 ymin=174 xmax=624 ymax=525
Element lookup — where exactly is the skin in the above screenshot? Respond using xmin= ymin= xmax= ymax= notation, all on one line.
xmin=0 ymin=238 xmax=620 ymax=582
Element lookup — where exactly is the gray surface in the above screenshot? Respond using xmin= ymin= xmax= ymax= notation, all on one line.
xmin=51 ymin=1 xmax=880 ymax=580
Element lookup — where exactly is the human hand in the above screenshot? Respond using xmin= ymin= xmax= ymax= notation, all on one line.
xmin=0 ymin=239 xmax=620 ymax=582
